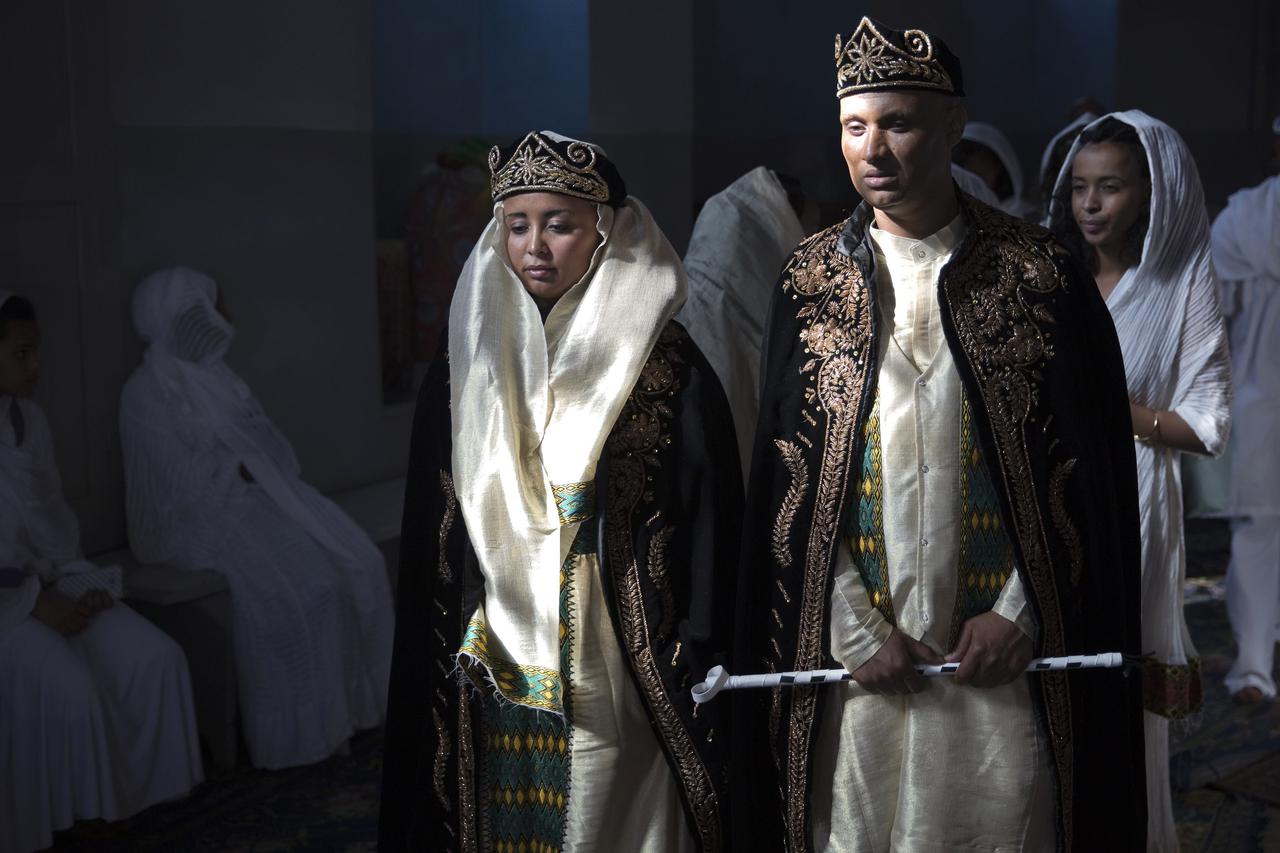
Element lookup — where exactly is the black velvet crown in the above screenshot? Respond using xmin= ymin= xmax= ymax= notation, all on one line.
xmin=834 ymin=17 xmax=964 ymax=98
xmin=488 ymin=131 xmax=628 ymax=208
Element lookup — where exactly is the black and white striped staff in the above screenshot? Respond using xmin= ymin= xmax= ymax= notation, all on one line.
xmin=691 ymin=652 xmax=1124 ymax=704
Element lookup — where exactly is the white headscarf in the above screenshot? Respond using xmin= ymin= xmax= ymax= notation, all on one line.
xmin=680 ymin=166 xmax=804 ymax=480
xmin=1051 ymin=110 xmax=1229 ymax=442
xmin=1039 ymin=112 xmax=1096 ymax=199
xmin=961 ymin=121 xmax=1030 ymax=216
xmin=449 ymin=141 xmax=685 ymax=712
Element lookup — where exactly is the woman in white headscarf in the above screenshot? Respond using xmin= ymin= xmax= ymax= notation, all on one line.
xmin=1214 ymin=173 xmax=1280 ymax=704
xmin=1050 ymin=111 xmax=1232 ymax=853
xmin=0 ymin=291 xmax=202 ymax=853
xmin=118 ymin=269 xmax=395 ymax=770
xmin=379 ymin=131 xmax=743 ymax=853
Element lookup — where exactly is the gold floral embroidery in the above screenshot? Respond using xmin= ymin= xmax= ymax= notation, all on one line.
xmin=1050 ymin=459 xmax=1084 ymax=586
xmin=489 ymin=131 xmax=612 ymax=205
xmin=438 ymin=470 xmax=457 ymax=583
xmin=772 ymin=439 xmax=809 ymax=570
xmin=835 ymin=18 xmax=955 ymax=97
xmin=603 ymin=322 xmax=722 ymax=852
xmin=777 ymin=222 xmax=875 ymax=851
xmin=647 ymin=519 xmax=677 ymax=643
xmin=432 ymin=707 xmax=453 ymax=812
xmin=457 ymin=682 xmax=478 ymax=853
xmin=941 ymin=198 xmax=1077 ymax=847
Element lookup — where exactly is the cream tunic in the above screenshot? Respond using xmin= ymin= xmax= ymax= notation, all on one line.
xmin=810 ymin=218 xmax=1055 ymax=852
xmin=561 ymin=551 xmax=694 ymax=852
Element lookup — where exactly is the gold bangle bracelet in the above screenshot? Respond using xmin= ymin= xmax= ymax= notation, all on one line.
xmin=1135 ymin=409 xmax=1160 ymax=443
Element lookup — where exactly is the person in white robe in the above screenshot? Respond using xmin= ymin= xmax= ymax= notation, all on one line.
xmin=0 ymin=290 xmax=202 ymax=853
xmin=679 ymin=167 xmax=806 ymax=481
xmin=953 ymin=120 xmax=1038 ymax=218
xmin=1215 ymin=174 xmax=1280 ymax=704
xmin=118 ymin=268 xmax=395 ymax=770
xmin=1051 ymin=110 xmax=1232 ymax=853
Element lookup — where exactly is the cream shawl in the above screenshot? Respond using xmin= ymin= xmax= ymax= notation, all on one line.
xmin=450 ymin=187 xmax=685 ymax=713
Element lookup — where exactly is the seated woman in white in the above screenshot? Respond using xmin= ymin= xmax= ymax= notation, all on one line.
xmin=118 ymin=267 xmax=395 ymax=770
xmin=0 ymin=290 xmax=202 ymax=853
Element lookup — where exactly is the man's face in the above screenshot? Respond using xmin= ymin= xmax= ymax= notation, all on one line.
xmin=839 ymin=91 xmax=964 ymax=213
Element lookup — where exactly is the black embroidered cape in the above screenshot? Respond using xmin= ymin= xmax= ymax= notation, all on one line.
xmin=734 ymin=194 xmax=1146 ymax=852
xmin=379 ymin=321 xmax=744 ymax=852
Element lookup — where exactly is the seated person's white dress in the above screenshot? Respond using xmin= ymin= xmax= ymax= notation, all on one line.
xmin=118 ymin=267 xmax=395 ymax=770
xmin=0 ymin=395 xmax=203 ymax=853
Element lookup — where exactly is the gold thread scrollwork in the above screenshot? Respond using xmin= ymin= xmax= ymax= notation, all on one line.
xmin=941 ymin=197 xmax=1075 ymax=847
xmin=490 ymin=131 xmax=612 ymax=205
xmin=775 ymin=221 xmax=874 ymax=850
xmin=772 ymin=439 xmax=809 ymax=570
xmin=1049 ymin=459 xmax=1084 ymax=586
xmin=438 ymin=470 xmax=457 ymax=583
xmin=603 ymin=322 xmax=722 ymax=851
xmin=835 ymin=17 xmax=954 ymax=97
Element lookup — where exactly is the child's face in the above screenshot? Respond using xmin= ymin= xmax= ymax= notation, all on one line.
xmin=0 ymin=320 xmax=40 ymax=397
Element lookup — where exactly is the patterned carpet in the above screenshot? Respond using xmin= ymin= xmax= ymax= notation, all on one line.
xmin=52 ymin=730 xmax=383 ymax=852
xmin=50 ymin=520 xmax=1280 ymax=852
xmin=1174 ymin=520 xmax=1280 ymax=852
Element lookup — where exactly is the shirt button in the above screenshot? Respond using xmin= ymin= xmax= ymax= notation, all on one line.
xmin=917 ymin=378 xmax=927 ymax=387
xmin=922 ymin=612 xmax=931 ymax=623
xmin=921 ymin=464 xmax=930 ymax=473
xmin=914 ymin=248 xmax=927 ymax=259
xmin=920 ymin=537 xmax=929 ymax=546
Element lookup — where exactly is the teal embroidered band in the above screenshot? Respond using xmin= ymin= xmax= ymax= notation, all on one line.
xmin=552 ymin=481 xmax=596 ymax=525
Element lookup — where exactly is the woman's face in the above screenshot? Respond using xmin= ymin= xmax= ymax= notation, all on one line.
xmin=1070 ymin=141 xmax=1149 ymax=258
xmin=0 ymin=319 xmax=40 ymax=398
xmin=503 ymin=192 xmax=602 ymax=312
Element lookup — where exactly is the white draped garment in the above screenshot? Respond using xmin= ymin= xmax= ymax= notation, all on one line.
xmin=0 ymin=388 xmax=202 ymax=853
xmin=1213 ymin=175 xmax=1280 ymax=517
xmin=1054 ymin=110 xmax=1232 ymax=853
xmin=1215 ymin=176 xmax=1280 ymax=700
xmin=679 ymin=167 xmax=806 ymax=481
xmin=118 ymin=268 xmax=395 ymax=770
xmin=961 ymin=121 xmax=1038 ymax=219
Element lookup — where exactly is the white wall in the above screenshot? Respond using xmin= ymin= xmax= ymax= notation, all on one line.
xmin=109 ymin=0 xmax=411 ymax=495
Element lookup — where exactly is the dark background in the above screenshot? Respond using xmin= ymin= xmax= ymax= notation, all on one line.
xmin=3 ymin=0 xmax=1277 ymax=554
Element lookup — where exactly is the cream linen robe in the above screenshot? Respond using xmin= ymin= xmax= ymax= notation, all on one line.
xmin=810 ymin=217 xmax=1056 ymax=853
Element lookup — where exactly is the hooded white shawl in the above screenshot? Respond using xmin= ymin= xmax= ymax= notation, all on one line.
xmin=961 ymin=121 xmax=1036 ymax=218
xmin=1038 ymin=113 xmax=1097 ymax=202
xmin=1055 ymin=108 xmax=1232 ymax=853
xmin=450 ymin=175 xmax=685 ymax=713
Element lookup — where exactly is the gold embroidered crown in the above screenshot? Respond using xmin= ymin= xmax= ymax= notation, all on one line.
xmin=834 ymin=17 xmax=963 ymax=99
xmin=488 ymin=131 xmax=626 ymax=207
